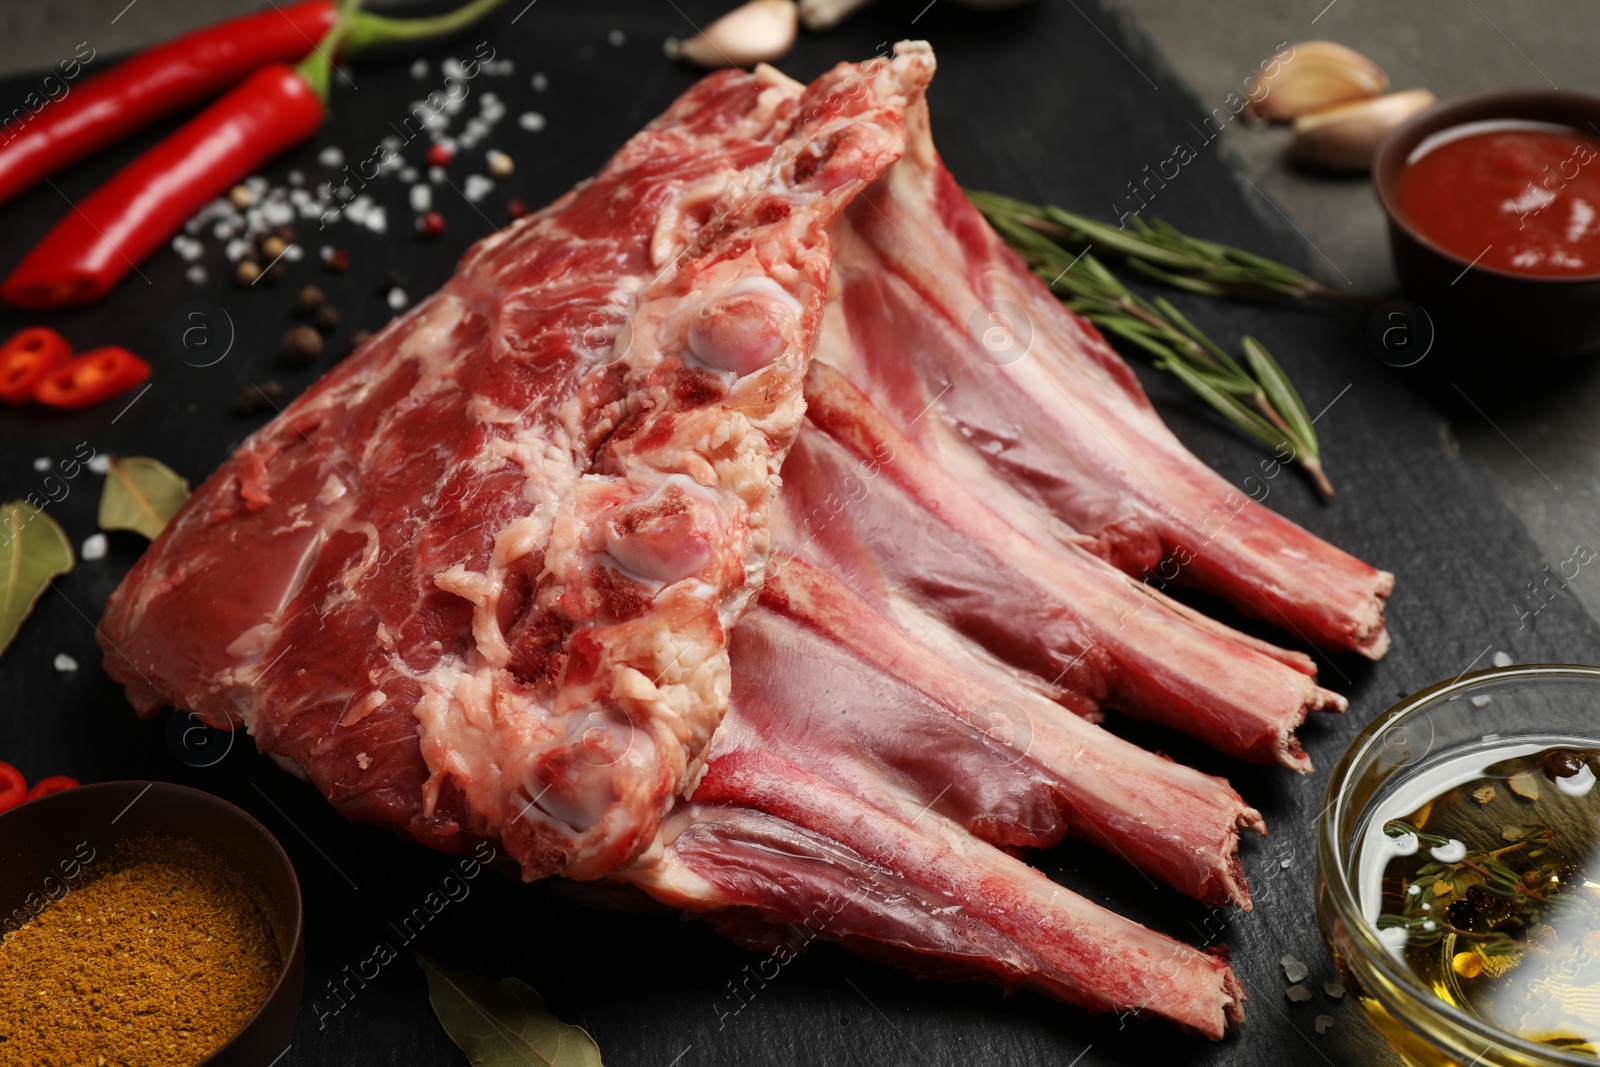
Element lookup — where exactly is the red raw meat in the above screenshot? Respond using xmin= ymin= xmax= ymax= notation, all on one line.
xmin=784 ymin=362 xmax=1346 ymax=772
xmin=97 ymin=41 xmax=1398 ymax=1036
xmin=818 ymin=138 xmax=1394 ymax=658
xmin=725 ymin=554 xmax=1265 ymax=909
xmin=625 ymin=739 xmax=1246 ymax=1037
xmin=100 ymin=50 xmax=933 ymax=881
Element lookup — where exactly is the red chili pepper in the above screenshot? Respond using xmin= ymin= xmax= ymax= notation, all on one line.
xmin=0 ymin=2 xmax=335 ymax=209
xmin=0 ymin=762 xmax=25 ymax=813
xmin=33 ymin=346 xmax=150 ymax=409
xmin=3 ymin=0 xmax=508 ymax=309
xmin=426 ymin=142 xmax=453 ymax=167
xmin=25 ymin=775 xmax=79 ymax=801
xmin=0 ymin=327 xmax=72 ymax=404
xmin=2 ymin=65 xmax=325 ymax=309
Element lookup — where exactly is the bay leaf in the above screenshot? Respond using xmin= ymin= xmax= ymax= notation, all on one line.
xmin=99 ymin=457 xmax=190 ymax=541
xmin=0 ymin=501 xmax=74 ymax=657
xmin=417 ymin=953 xmax=605 ymax=1067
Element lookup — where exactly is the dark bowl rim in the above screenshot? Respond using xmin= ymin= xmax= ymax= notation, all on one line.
xmin=1371 ymin=85 xmax=1600 ymax=285
xmin=0 ymin=779 xmax=306 ymax=1067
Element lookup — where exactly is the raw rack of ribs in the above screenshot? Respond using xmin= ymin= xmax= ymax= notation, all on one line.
xmin=99 ymin=42 xmax=1391 ymax=1039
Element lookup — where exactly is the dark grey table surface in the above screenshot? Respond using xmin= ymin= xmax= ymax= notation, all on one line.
xmin=0 ymin=2 xmax=1597 ymax=1066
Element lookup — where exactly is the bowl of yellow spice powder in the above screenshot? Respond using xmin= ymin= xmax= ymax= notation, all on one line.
xmin=0 ymin=781 xmax=305 ymax=1067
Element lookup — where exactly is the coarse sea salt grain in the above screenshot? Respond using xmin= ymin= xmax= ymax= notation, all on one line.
xmin=410 ymin=58 xmax=429 ymax=79
xmin=32 ymin=457 xmax=50 ymax=471
xmin=81 ymin=533 xmax=107 ymax=561
xmin=186 ymin=264 xmax=208 ymax=285
xmin=608 ymin=30 xmax=625 ymax=46
xmin=410 ymin=184 xmax=432 ymax=213
xmin=53 ymin=654 xmax=78 ymax=673
xmin=519 ymin=111 xmax=546 ymax=132
xmin=318 ymin=145 xmax=345 ymax=168
xmin=89 ymin=454 xmax=110 ymax=474
xmin=1492 ymin=650 xmax=1513 ymax=668
xmin=463 ymin=174 xmax=494 ymax=202
xmin=531 ymin=73 xmax=548 ymax=91
xmin=171 ymin=235 xmax=204 ymax=261
xmin=387 ymin=287 xmax=408 ymax=310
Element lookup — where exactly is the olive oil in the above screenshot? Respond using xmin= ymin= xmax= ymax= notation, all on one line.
xmin=1371 ymin=742 xmax=1600 ymax=1056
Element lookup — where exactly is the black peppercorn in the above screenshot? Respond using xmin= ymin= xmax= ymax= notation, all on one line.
xmin=281 ymin=325 xmax=323 ymax=365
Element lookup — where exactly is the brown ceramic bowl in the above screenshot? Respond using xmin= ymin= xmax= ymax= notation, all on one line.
xmin=0 ymin=781 xmax=304 ymax=1066
xmin=1373 ymin=87 xmax=1600 ymax=364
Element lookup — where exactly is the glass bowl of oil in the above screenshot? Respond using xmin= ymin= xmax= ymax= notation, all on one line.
xmin=1319 ymin=664 xmax=1600 ymax=1066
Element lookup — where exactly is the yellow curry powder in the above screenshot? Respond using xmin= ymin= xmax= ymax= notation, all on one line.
xmin=0 ymin=850 xmax=281 ymax=1067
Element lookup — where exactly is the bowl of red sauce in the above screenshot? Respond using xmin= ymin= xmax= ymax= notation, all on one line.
xmin=1374 ymin=88 xmax=1600 ymax=367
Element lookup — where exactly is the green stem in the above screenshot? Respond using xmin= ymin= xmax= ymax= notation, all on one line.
xmin=296 ymin=0 xmax=364 ymax=105
xmin=344 ymin=0 xmax=510 ymax=56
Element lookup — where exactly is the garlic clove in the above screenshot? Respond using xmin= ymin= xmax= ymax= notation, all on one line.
xmin=1291 ymin=88 xmax=1438 ymax=171
xmin=801 ymin=0 xmax=1032 ymax=31
xmin=1247 ymin=41 xmax=1389 ymax=123
xmin=665 ymin=0 xmax=799 ymax=69
xmin=798 ymin=0 xmax=876 ymax=31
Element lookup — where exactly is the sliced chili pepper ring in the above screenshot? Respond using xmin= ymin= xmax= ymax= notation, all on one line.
xmin=25 ymin=775 xmax=80 ymax=801
xmin=0 ymin=327 xmax=72 ymax=404
xmin=0 ymin=761 xmax=26 ymax=812
xmin=33 ymin=346 xmax=150 ymax=409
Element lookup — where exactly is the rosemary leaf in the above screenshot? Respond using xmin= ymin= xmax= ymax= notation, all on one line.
xmin=1242 ymin=337 xmax=1318 ymax=460
xmin=1161 ymin=360 xmax=1287 ymax=452
xmin=1092 ymin=318 xmax=1182 ymax=363
xmin=1153 ymin=296 xmax=1240 ymax=373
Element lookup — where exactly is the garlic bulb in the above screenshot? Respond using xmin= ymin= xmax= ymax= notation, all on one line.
xmin=1247 ymin=41 xmax=1389 ymax=123
xmin=1291 ymin=89 xmax=1438 ymax=171
xmin=665 ymin=0 xmax=799 ymax=69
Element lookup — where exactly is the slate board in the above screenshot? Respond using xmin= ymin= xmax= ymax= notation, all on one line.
xmin=2 ymin=1 xmax=1597 ymax=1064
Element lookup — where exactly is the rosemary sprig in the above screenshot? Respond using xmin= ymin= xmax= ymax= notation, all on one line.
xmin=969 ymin=192 xmax=1334 ymax=497
xmin=967 ymin=189 xmax=1349 ymax=302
